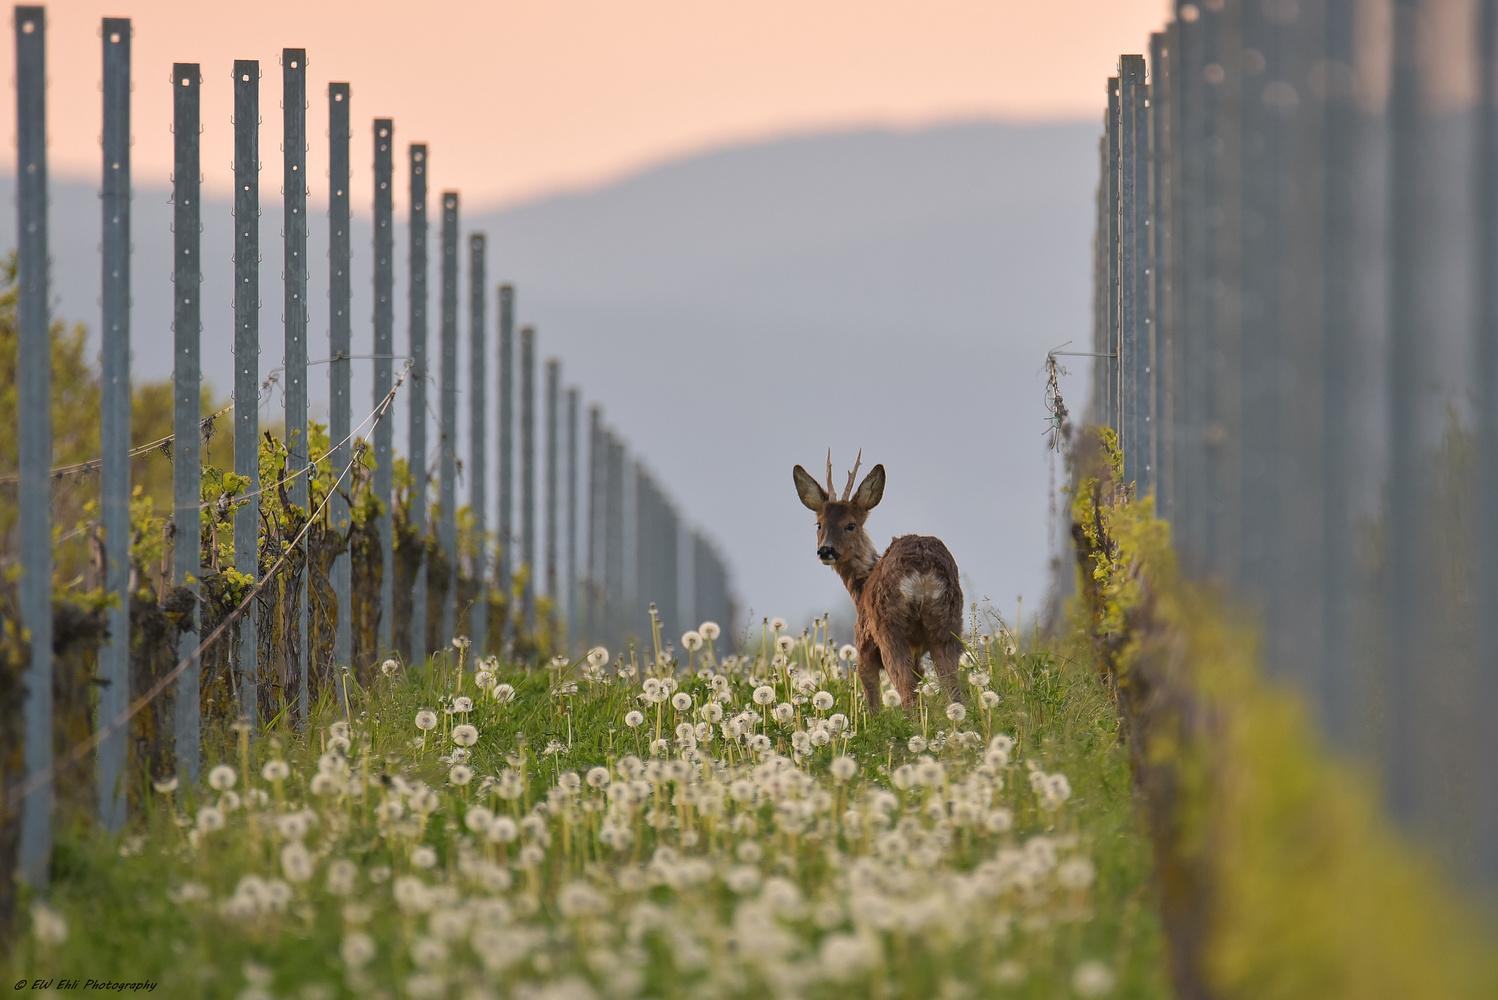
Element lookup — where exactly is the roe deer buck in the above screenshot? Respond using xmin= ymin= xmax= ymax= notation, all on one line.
xmin=792 ymin=453 xmax=964 ymax=712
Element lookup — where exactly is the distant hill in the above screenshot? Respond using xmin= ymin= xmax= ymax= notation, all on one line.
xmin=0 ymin=120 xmax=1100 ymax=629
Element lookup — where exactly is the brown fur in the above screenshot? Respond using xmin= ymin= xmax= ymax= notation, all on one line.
xmin=792 ymin=461 xmax=965 ymax=711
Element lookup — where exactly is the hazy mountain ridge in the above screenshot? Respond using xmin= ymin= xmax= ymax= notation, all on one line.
xmin=0 ymin=119 xmax=1099 ymax=626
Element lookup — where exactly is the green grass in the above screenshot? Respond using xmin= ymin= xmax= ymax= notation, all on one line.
xmin=7 ymin=620 xmax=1170 ymax=999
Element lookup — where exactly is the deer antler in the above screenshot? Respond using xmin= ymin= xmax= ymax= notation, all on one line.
xmin=825 ymin=449 xmax=836 ymax=496
xmin=841 ymin=448 xmax=863 ymax=501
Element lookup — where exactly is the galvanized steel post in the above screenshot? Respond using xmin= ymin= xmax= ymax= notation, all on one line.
xmin=172 ymin=62 xmax=202 ymax=779
xmin=1124 ymin=56 xmax=1151 ymax=493
xmin=98 ymin=16 xmax=132 ymax=830
xmin=1475 ymin=0 xmax=1498 ymax=884
xmin=521 ymin=326 xmax=537 ymax=633
xmin=634 ymin=465 xmax=652 ymax=637
xmin=283 ymin=49 xmax=309 ymax=722
xmin=16 ymin=3 xmax=52 ymax=888
xmin=606 ymin=435 xmax=625 ymax=641
xmin=468 ymin=234 xmax=487 ymax=656
xmin=372 ymin=119 xmax=395 ymax=657
xmin=1149 ymin=31 xmax=1172 ymax=516
xmin=566 ymin=387 xmax=579 ymax=647
xmin=1386 ymin=0 xmax=1423 ymax=826
xmin=587 ymin=407 xmax=603 ymax=642
xmin=1119 ymin=60 xmax=1139 ymax=480
xmin=1106 ymin=76 xmax=1121 ymax=434
xmin=328 ymin=82 xmax=352 ymax=686
xmin=407 ymin=144 xmax=429 ymax=664
xmin=233 ymin=59 xmax=260 ymax=726
xmin=545 ymin=360 xmax=560 ymax=607
xmin=497 ymin=285 xmax=515 ymax=637
xmin=439 ymin=191 xmax=459 ymax=647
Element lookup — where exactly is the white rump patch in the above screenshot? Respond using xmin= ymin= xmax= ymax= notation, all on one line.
xmin=899 ymin=572 xmax=946 ymax=605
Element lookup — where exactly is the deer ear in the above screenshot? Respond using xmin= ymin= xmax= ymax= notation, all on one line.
xmin=853 ymin=464 xmax=886 ymax=510
xmin=792 ymin=465 xmax=828 ymax=511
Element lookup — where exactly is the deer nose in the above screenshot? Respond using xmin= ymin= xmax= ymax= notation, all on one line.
xmin=817 ymin=546 xmax=836 ymax=562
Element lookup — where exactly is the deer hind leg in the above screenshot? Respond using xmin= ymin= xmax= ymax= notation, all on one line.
xmin=931 ymin=635 xmax=964 ymax=706
xmin=856 ymin=639 xmax=885 ymax=711
xmin=879 ymin=638 xmax=921 ymax=709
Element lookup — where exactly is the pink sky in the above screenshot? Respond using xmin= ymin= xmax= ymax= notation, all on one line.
xmin=4 ymin=1 xmax=1166 ymax=209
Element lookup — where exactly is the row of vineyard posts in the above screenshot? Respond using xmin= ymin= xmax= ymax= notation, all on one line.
xmin=0 ymin=6 xmax=737 ymax=896
xmin=1085 ymin=0 xmax=1498 ymax=888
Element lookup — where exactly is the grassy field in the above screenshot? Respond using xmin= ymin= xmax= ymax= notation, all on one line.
xmin=6 ymin=613 xmax=1170 ymax=999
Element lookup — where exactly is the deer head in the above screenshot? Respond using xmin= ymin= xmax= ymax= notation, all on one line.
xmin=792 ymin=451 xmax=886 ymax=566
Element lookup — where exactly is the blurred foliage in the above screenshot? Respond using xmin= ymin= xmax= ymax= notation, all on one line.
xmin=1070 ymin=427 xmax=1498 ymax=999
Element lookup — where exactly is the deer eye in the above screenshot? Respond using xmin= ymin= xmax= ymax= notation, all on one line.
xmin=845 ymin=523 xmax=855 ymax=532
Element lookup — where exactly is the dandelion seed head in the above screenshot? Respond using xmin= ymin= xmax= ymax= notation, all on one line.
xmin=812 ymin=691 xmax=834 ymax=712
xmin=699 ymin=621 xmax=721 ymax=640
xmin=882 ymin=688 xmax=902 ymax=708
xmin=725 ymin=865 xmax=761 ymax=894
xmin=681 ymin=630 xmax=703 ymax=651
xmin=624 ymin=710 xmax=644 ymax=728
xmin=260 ymin=760 xmax=289 ymax=782
xmin=1072 ymin=961 xmax=1116 ymax=997
xmin=945 ymin=702 xmax=967 ymax=722
xmin=770 ymin=616 xmax=788 ymax=632
xmin=276 ymin=812 xmax=310 ymax=841
xmin=465 ymin=806 xmax=495 ymax=832
xmin=414 ymin=710 xmax=439 ymax=731
xmin=327 ymin=859 xmax=358 ymax=896
xmin=830 ymin=756 xmax=857 ymax=781
xmin=672 ymin=692 xmax=693 ymax=712
xmin=208 ymin=764 xmax=238 ymax=791
xmin=280 ymin=842 xmax=314 ymax=883
xmin=153 ymin=775 xmax=179 ymax=794
xmin=452 ymin=723 xmax=479 ymax=747
xmin=449 ymin=764 xmax=474 ymax=786
xmin=196 ymin=806 xmax=226 ymax=832
xmin=488 ymin=816 xmax=519 ymax=843
xmin=588 ymin=646 xmax=610 ymax=667
xmin=908 ymin=736 xmax=927 ymax=754
xmin=452 ymin=696 xmax=473 ymax=713
xmin=752 ymin=685 xmax=776 ymax=706
xmin=381 ymin=659 xmax=400 ymax=677
xmin=411 ymin=845 xmax=439 ymax=869
xmin=586 ymin=766 xmax=611 ymax=788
